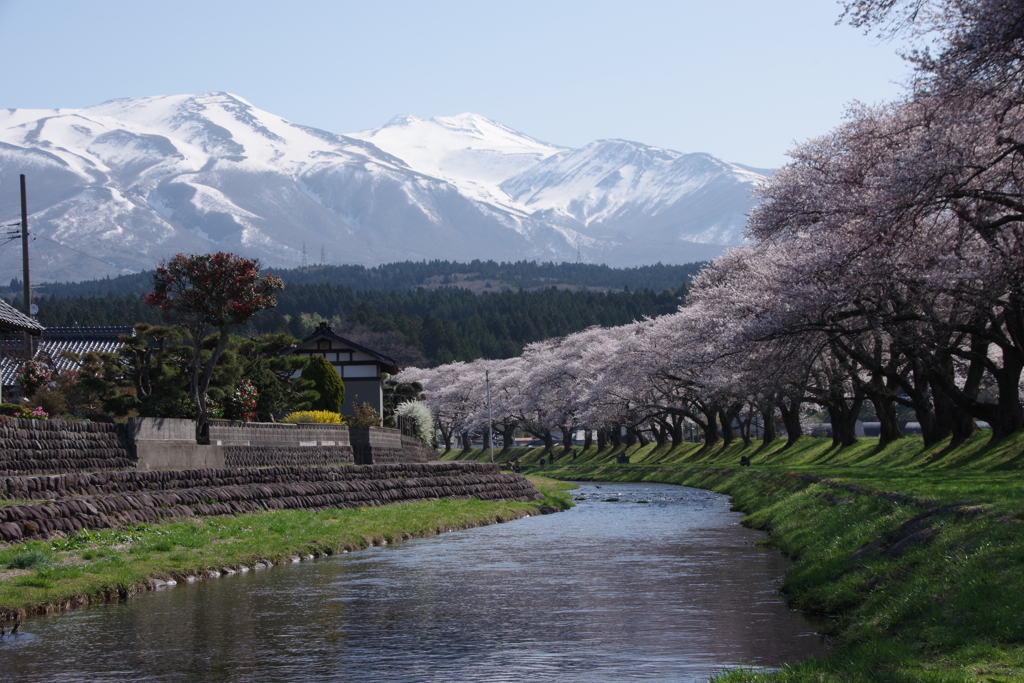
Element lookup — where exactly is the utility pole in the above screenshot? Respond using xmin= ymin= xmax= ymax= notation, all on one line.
xmin=20 ymin=175 xmax=30 ymax=315
xmin=20 ymin=174 xmax=32 ymax=359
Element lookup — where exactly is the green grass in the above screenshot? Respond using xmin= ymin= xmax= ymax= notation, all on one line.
xmin=532 ymin=432 xmax=1024 ymax=682
xmin=0 ymin=477 xmax=572 ymax=617
xmin=6 ymin=547 xmax=54 ymax=570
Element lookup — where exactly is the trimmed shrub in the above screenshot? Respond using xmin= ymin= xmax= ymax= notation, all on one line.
xmin=304 ymin=355 xmax=346 ymax=413
xmin=279 ymin=410 xmax=346 ymax=424
xmin=0 ymin=403 xmax=30 ymax=418
xmin=29 ymin=388 xmax=67 ymax=417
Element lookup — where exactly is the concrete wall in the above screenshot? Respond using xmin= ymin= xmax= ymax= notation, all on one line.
xmin=208 ymin=419 xmax=352 ymax=448
xmin=350 ymin=426 xmax=403 ymax=465
xmin=0 ymin=417 xmax=428 ymax=477
xmin=129 ymin=418 xmax=354 ymax=471
xmin=136 ymin=444 xmax=226 ymax=471
xmin=129 ymin=417 xmax=195 ymax=444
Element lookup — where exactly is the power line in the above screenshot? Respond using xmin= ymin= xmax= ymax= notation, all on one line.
xmin=0 ymin=221 xmax=21 ymax=246
xmin=31 ymin=233 xmax=136 ymax=274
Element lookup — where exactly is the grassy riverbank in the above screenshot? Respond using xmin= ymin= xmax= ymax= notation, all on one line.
xmin=531 ymin=433 xmax=1024 ymax=683
xmin=0 ymin=476 xmax=574 ymax=619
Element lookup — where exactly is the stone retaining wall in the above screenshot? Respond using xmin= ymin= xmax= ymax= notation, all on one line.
xmin=0 ymin=417 xmax=134 ymax=476
xmin=0 ymin=463 xmax=539 ymax=542
xmin=0 ymin=417 xmax=429 ymax=477
xmin=400 ymin=434 xmax=439 ymax=463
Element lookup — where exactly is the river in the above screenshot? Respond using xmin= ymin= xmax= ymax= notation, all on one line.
xmin=1 ymin=481 xmax=825 ymax=682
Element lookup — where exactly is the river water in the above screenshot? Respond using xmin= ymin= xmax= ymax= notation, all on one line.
xmin=1 ymin=481 xmax=825 ymax=682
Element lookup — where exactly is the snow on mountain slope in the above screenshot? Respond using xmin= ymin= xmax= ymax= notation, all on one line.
xmin=351 ymin=113 xmax=561 ymax=183
xmin=0 ymin=93 xmax=767 ymax=281
xmin=348 ymin=113 xmax=564 ymax=210
xmin=501 ymin=139 xmax=762 ymax=246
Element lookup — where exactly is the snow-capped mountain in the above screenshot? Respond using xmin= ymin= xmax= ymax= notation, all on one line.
xmin=0 ymin=93 xmax=765 ymax=282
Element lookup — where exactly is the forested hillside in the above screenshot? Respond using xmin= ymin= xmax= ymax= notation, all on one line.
xmin=5 ymin=260 xmax=703 ymax=299
xmin=12 ymin=264 xmax=691 ymax=367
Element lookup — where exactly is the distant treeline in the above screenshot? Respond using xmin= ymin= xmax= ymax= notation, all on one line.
xmin=7 ymin=259 xmax=705 ymax=299
xmin=18 ymin=282 xmax=687 ymax=367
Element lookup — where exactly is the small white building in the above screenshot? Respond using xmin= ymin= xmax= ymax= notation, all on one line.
xmin=286 ymin=322 xmax=399 ymax=418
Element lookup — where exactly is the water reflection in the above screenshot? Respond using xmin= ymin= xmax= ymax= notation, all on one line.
xmin=1 ymin=482 xmax=825 ymax=682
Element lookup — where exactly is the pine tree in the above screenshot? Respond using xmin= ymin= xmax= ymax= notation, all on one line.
xmin=304 ymin=355 xmax=345 ymax=413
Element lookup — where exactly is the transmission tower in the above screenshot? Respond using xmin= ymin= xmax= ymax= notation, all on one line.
xmin=321 ymin=244 xmax=326 ymax=266
xmin=301 ymin=242 xmax=308 ymax=268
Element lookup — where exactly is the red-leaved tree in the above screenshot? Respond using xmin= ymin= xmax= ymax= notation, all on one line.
xmin=142 ymin=252 xmax=284 ymax=443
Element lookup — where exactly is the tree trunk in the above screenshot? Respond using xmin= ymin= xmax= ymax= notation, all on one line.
xmin=193 ymin=328 xmax=232 ymax=445
xmin=991 ymin=353 xmax=1024 ymax=441
xmin=922 ymin=350 xmax=974 ymax=446
xmin=596 ymin=429 xmax=607 ymax=451
xmin=907 ymin=357 xmax=947 ymax=447
xmin=499 ymin=424 xmax=517 ymax=455
xmin=719 ymin=407 xmax=739 ymax=447
xmin=826 ymin=398 xmax=862 ymax=448
xmin=482 ymin=424 xmax=493 ymax=457
xmin=652 ymin=422 xmax=668 ymax=448
xmin=761 ymin=407 xmax=777 ymax=446
xmin=778 ymin=399 xmax=802 ymax=449
xmin=561 ymin=425 xmax=574 ymax=455
xmin=702 ymin=409 xmax=720 ymax=450
xmin=872 ymin=394 xmax=902 ymax=447
xmin=583 ymin=429 xmax=593 ymax=452
xmin=460 ymin=430 xmax=473 ymax=455
xmin=739 ymin=410 xmax=752 ymax=448
xmin=669 ymin=417 xmax=684 ymax=448
xmin=436 ymin=419 xmax=456 ymax=453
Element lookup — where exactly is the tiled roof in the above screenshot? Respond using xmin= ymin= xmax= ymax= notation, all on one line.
xmin=0 ymin=299 xmax=43 ymax=334
xmin=40 ymin=338 xmax=126 ymax=372
xmin=1 ymin=327 xmax=134 ymax=388
xmin=293 ymin=322 xmax=399 ymax=374
xmin=44 ymin=326 xmax=133 ymax=340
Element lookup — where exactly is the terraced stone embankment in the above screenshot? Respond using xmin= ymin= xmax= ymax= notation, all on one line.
xmin=0 ymin=463 xmax=540 ymax=543
xmin=0 ymin=417 xmax=134 ymax=476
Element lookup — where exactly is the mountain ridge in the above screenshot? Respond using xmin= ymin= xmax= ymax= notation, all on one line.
xmin=0 ymin=92 xmax=764 ymax=282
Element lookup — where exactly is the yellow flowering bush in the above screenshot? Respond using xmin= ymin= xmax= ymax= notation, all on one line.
xmin=279 ymin=410 xmax=346 ymax=424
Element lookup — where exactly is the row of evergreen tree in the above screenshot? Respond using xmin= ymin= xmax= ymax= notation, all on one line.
xmin=6 ymin=259 xmax=703 ymax=299
xmin=18 ymin=283 xmax=687 ymax=367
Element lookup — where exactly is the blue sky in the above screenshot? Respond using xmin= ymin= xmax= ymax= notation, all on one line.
xmin=0 ymin=0 xmax=911 ymax=168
